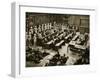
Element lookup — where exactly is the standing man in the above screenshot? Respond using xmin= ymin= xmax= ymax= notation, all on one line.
xmin=33 ymin=34 xmax=37 ymax=47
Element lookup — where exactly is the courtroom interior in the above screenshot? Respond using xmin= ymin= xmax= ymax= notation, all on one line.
xmin=25 ymin=12 xmax=90 ymax=67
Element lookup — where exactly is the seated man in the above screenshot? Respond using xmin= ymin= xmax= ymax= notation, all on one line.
xmin=42 ymin=50 xmax=49 ymax=57
xmin=54 ymin=51 xmax=60 ymax=59
xmin=55 ymin=38 xmax=60 ymax=44
xmin=44 ymin=38 xmax=48 ymax=43
xmin=60 ymin=54 xmax=69 ymax=65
